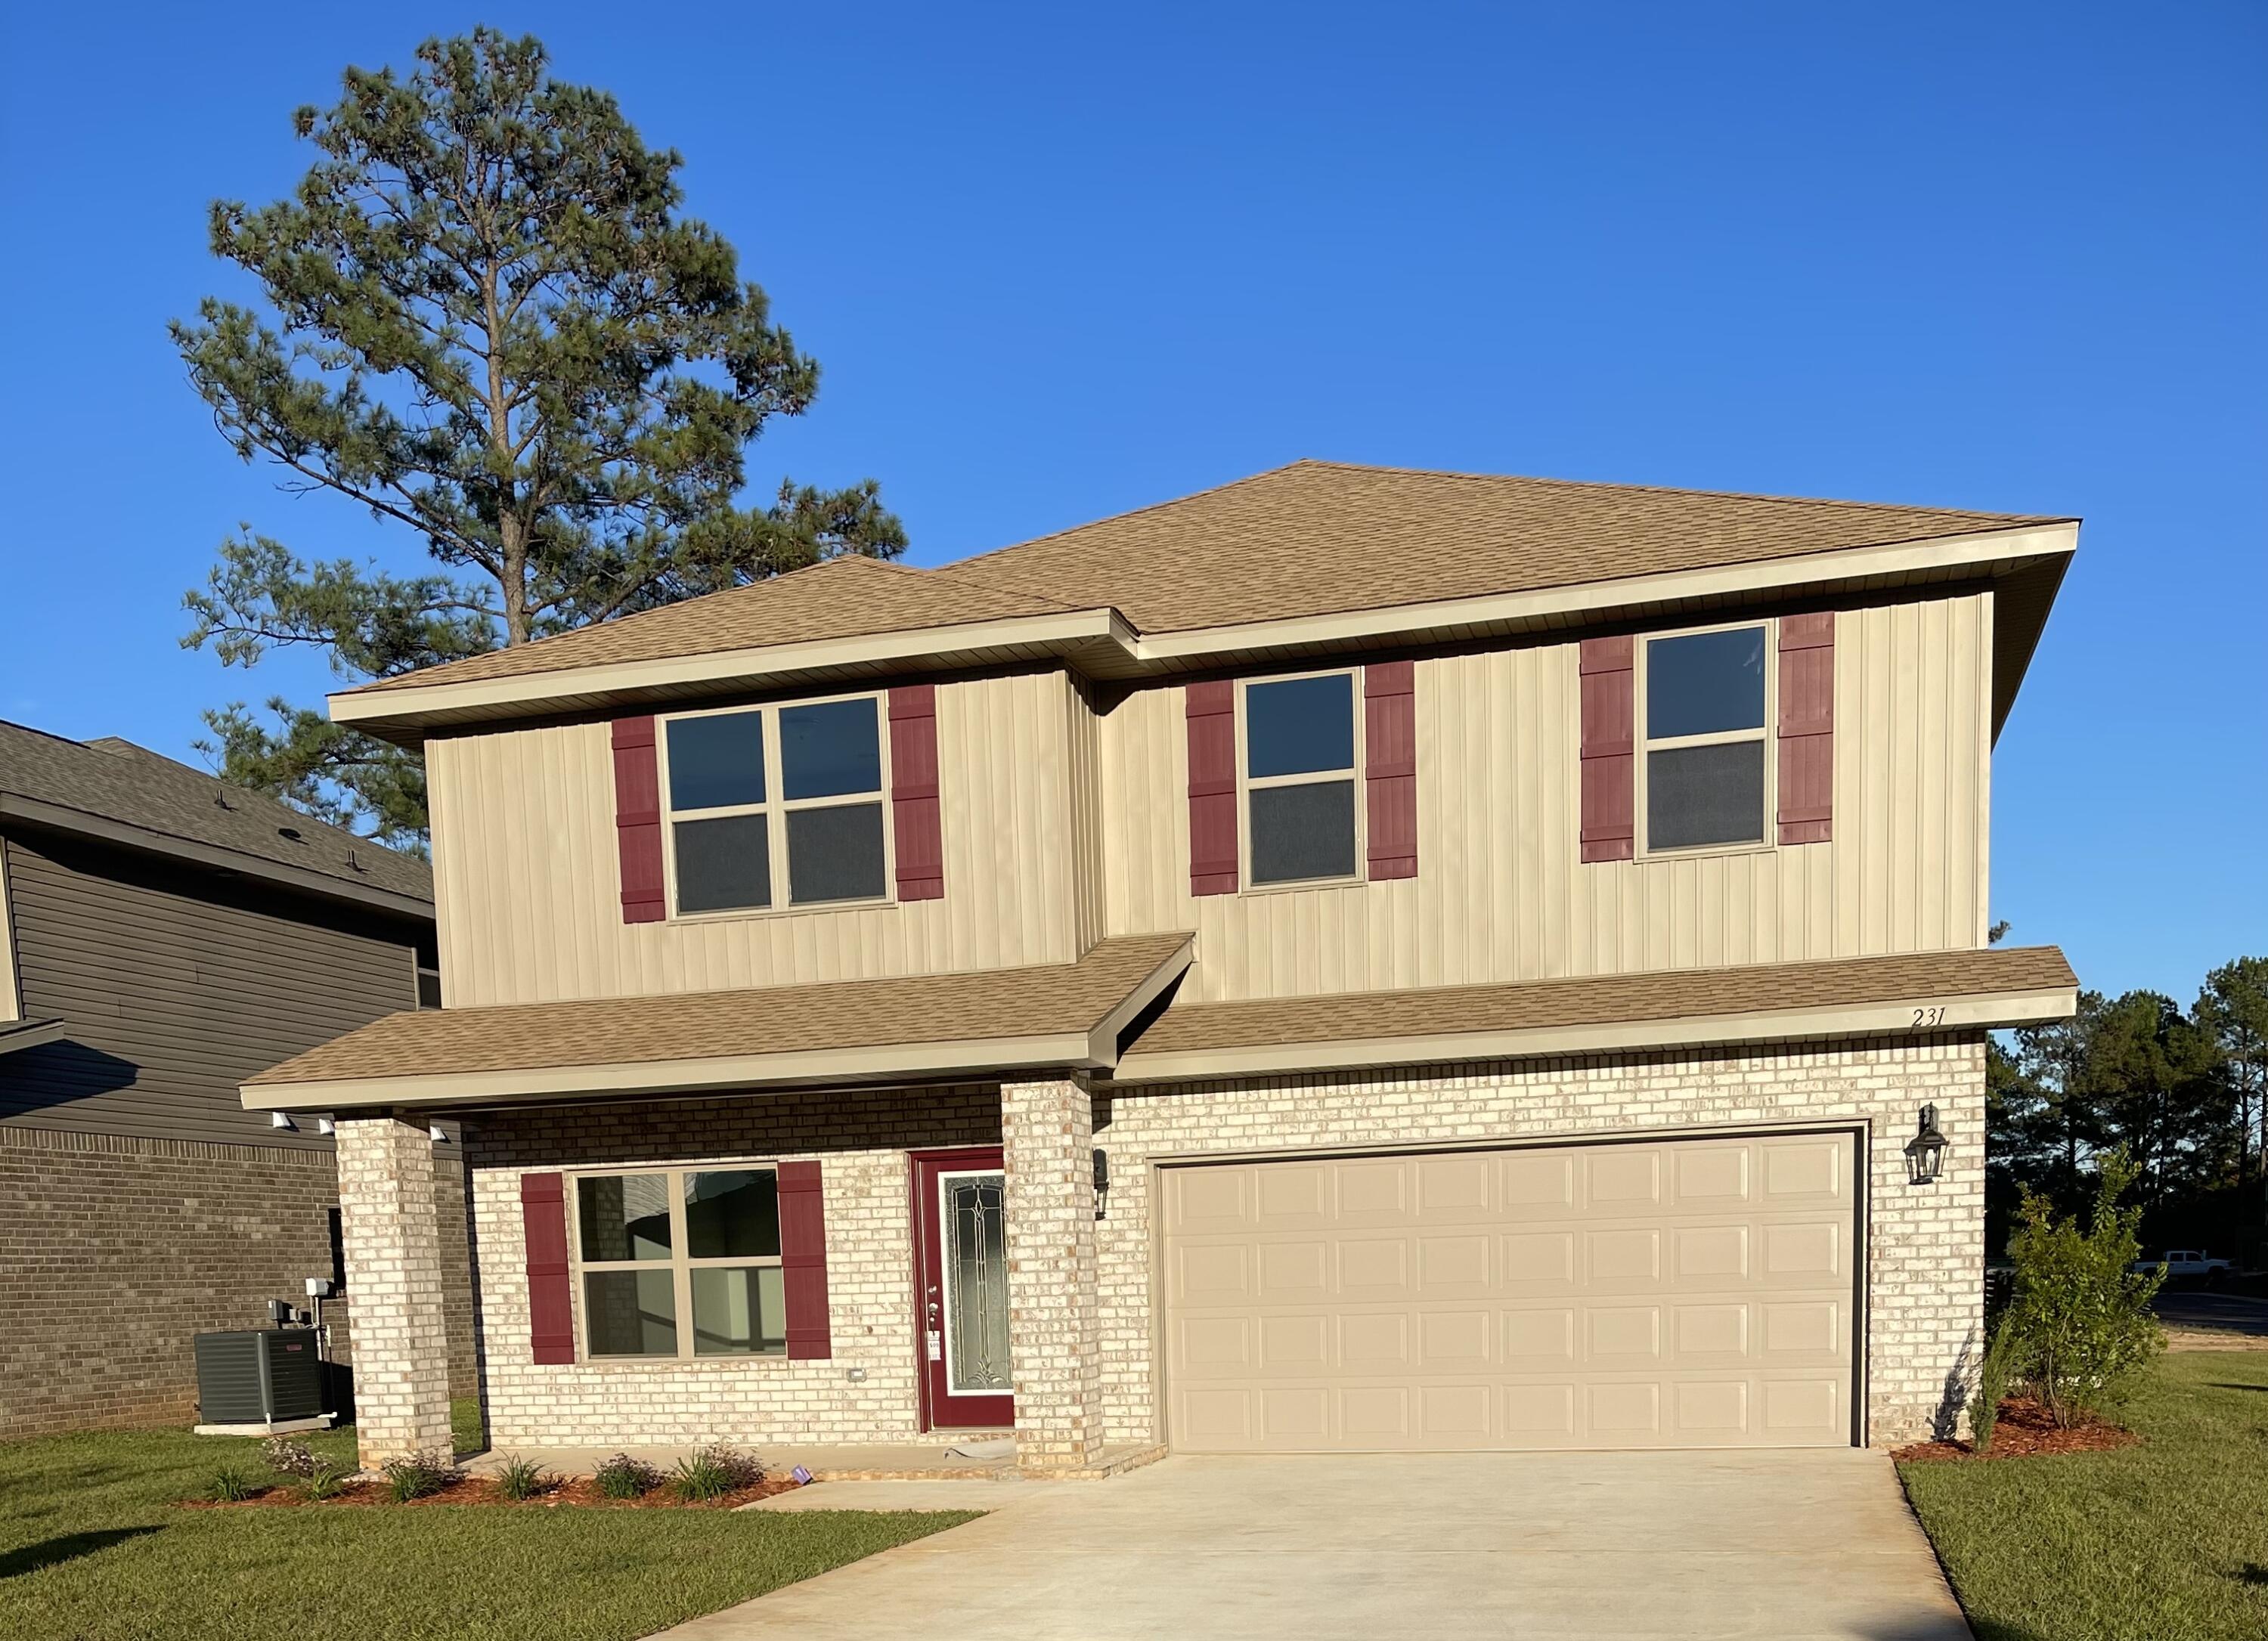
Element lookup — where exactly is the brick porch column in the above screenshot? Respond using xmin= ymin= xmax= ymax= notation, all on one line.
xmin=334 ymin=1115 xmax=453 ymax=1469
xmin=1001 ymin=1073 xmax=1105 ymax=1474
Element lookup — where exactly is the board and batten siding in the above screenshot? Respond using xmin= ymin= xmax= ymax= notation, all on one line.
xmin=1100 ymin=591 xmax=1994 ymax=1002
xmin=429 ymin=669 xmax=1089 ymax=1008
xmin=0 ymin=831 xmax=424 ymax=1146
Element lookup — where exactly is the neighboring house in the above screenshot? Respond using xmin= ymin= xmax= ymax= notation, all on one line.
xmin=0 ymin=721 xmax=476 ymax=1436
xmin=243 ymin=460 xmax=2081 ymax=1474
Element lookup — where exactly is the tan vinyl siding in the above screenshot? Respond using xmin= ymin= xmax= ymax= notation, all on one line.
xmin=1066 ymin=677 xmax=1107 ymax=952
xmin=1101 ymin=591 xmax=1993 ymax=1003
xmin=431 ymin=670 xmax=1089 ymax=1008
xmin=0 ymin=832 xmax=420 ymax=1146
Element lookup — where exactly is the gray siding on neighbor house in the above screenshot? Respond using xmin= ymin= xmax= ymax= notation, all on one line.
xmin=0 ymin=828 xmax=424 ymax=1147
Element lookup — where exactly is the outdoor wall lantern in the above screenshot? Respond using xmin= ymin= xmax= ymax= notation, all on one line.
xmin=1092 ymin=1147 xmax=1111 ymax=1220
xmin=1904 ymin=1104 xmax=1948 ymax=1187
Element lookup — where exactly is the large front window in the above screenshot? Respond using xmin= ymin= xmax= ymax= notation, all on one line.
xmin=1241 ymin=671 xmax=1360 ymax=886
xmin=573 ymin=1168 xmax=785 ymax=1358
xmin=1641 ymin=624 xmax=1769 ymax=852
xmin=660 ymin=695 xmax=890 ymax=915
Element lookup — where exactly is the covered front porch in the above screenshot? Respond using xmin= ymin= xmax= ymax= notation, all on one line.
xmin=239 ymin=936 xmax=1194 ymax=1478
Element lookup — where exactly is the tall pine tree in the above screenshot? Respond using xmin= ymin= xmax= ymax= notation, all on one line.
xmin=174 ymin=29 xmax=903 ymax=844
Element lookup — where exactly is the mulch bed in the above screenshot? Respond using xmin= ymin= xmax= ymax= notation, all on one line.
xmin=1894 ymin=1395 xmax=2141 ymax=1463
xmin=182 ymin=1472 xmax=805 ymax=1509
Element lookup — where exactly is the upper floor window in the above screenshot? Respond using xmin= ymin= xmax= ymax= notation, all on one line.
xmin=1641 ymin=624 xmax=1769 ymax=852
xmin=574 ymin=1166 xmax=785 ymax=1358
xmin=660 ymin=695 xmax=890 ymax=916
xmin=1242 ymin=670 xmax=1360 ymax=885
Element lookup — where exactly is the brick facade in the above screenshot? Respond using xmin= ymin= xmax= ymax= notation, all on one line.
xmin=335 ymin=1116 xmax=459 ymax=1465
xmin=1095 ymin=1034 xmax=1988 ymax=1447
xmin=464 ymin=1085 xmax=997 ymax=1450
xmin=0 ymin=1124 xmax=476 ymax=1440
xmin=1002 ymin=1075 xmax=1105 ymax=1472
xmin=426 ymin=1036 xmax=1981 ymax=1458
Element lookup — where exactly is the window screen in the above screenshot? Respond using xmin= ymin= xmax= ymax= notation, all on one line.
xmin=786 ymin=802 xmax=888 ymax=905
xmin=1647 ymin=742 xmax=1767 ymax=850
xmin=1250 ymin=782 xmax=1358 ymax=883
xmin=673 ymin=813 xmax=771 ymax=913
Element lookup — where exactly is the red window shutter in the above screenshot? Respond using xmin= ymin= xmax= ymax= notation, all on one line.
xmin=611 ymin=717 xmax=667 ymax=924
xmin=777 ymin=1160 xmax=832 ymax=1360
xmin=888 ymin=686 xmax=945 ymax=901
xmin=1185 ymin=680 xmax=1240 ymax=896
xmin=1365 ymin=661 xmax=1418 ymax=881
xmin=520 ymin=1172 xmax=575 ymax=1365
xmin=1777 ymin=612 xmax=1835 ymax=844
xmin=1579 ymin=636 xmax=1635 ymax=862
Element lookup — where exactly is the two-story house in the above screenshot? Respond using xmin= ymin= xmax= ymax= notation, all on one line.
xmin=0 ymin=720 xmax=476 ymax=1436
xmin=242 ymin=461 xmax=2078 ymax=1474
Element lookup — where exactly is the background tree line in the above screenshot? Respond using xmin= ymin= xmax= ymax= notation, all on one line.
xmin=1990 ymin=953 xmax=2268 ymax=1266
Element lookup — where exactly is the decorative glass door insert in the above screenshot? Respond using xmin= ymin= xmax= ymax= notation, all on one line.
xmin=940 ymin=1170 xmax=1010 ymax=1395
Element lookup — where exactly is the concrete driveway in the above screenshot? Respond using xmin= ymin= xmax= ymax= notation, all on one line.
xmin=661 ymin=1449 xmax=1969 ymax=1640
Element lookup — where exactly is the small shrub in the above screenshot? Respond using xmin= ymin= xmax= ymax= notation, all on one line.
xmin=668 ymin=1444 xmax=761 ymax=1503
xmin=382 ymin=1450 xmax=462 ymax=1503
xmin=1966 ymin=1312 xmax=2021 ymax=1454
xmin=494 ymin=1455 xmax=553 ymax=1501
xmin=593 ymin=1452 xmax=662 ymax=1499
xmin=303 ymin=1459 xmax=353 ymax=1500
xmin=261 ymin=1436 xmax=317 ymax=1478
xmin=206 ymin=1466 xmax=258 ymax=1502
xmin=1999 ymin=1150 xmax=2167 ymax=1427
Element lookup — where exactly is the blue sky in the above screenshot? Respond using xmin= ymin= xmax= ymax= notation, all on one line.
xmin=0 ymin=3 xmax=2260 ymax=1002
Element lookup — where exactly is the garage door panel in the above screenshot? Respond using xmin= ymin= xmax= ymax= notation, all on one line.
xmin=1256 ymin=1163 xmax=1331 ymax=1227
xmin=1333 ymin=1159 xmax=1409 ymax=1221
xmin=1337 ymin=1234 xmax=1412 ymax=1298
xmin=1499 ymin=1151 xmax=1578 ymax=1217
xmin=1257 ymin=1240 xmax=1329 ymax=1300
xmin=1169 ymin=1166 xmax=1254 ymax=1233
xmin=1163 ymin=1132 xmax=1856 ymax=1453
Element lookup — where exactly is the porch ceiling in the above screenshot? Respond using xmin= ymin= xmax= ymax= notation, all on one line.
xmin=241 ymin=931 xmax=1191 ymax=1113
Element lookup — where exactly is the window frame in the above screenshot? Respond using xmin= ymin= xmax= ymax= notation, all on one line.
xmin=567 ymin=1163 xmax=789 ymax=1363
xmin=654 ymin=689 xmax=897 ymax=921
xmin=1234 ymin=667 xmax=1366 ymax=893
xmin=1634 ymin=617 xmax=1779 ymax=861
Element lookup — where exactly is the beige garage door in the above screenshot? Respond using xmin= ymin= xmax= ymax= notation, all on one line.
xmin=1162 ymin=1131 xmax=1857 ymax=1452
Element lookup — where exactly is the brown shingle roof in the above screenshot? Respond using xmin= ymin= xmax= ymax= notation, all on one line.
xmin=341 ymin=462 xmax=2065 ymax=703
xmin=246 ymin=931 xmax=1191 ymax=1088
xmin=941 ymin=460 xmax=2060 ymax=633
xmin=0 ymin=719 xmax=431 ymax=906
xmin=357 ymin=555 xmax=1078 ymax=695
xmin=1117 ymin=946 xmax=2075 ymax=1064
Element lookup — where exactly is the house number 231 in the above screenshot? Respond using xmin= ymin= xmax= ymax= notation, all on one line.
xmin=1910 ymin=1006 xmax=1945 ymax=1029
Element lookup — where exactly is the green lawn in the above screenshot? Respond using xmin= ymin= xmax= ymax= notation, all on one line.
xmin=0 ymin=1402 xmax=976 ymax=1641
xmin=1900 ymin=1350 xmax=2268 ymax=1641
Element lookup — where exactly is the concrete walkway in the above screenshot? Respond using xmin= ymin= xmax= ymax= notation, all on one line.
xmin=662 ymin=1447 xmax=1969 ymax=1640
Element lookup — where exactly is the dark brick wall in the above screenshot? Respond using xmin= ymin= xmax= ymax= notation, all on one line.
xmin=0 ymin=1125 xmax=476 ymax=1438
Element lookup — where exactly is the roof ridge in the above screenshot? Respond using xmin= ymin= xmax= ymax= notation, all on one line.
xmin=947 ymin=461 xmax=1316 ymax=569
xmin=1284 ymin=458 xmax=2065 ymax=523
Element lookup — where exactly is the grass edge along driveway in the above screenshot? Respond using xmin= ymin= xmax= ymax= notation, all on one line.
xmin=0 ymin=1405 xmax=978 ymax=1641
xmin=1898 ymin=1349 xmax=2268 ymax=1641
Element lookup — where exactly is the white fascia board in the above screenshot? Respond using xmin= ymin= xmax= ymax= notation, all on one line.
xmin=1110 ymin=985 xmax=2077 ymax=1085
xmin=1129 ymin=524 xmax=2080 ymax=665
xmin=329 ymin=608 xmax=1131 ymax=726
xmin=243 ymin=1029 xmax=1102 ymax=1113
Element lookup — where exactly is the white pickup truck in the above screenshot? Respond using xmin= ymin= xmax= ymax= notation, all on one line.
xmin=2131 ymin=1249 xmax=2235 ymax=1281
